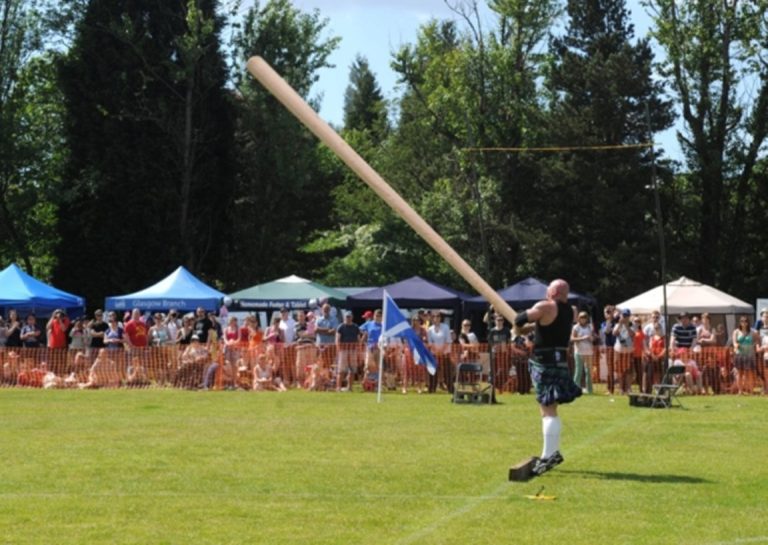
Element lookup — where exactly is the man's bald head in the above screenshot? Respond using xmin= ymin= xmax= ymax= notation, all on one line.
xmin=547 ymin=279 xmax=569 ymax=303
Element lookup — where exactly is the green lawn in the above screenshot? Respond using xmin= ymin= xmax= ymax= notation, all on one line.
xmin=0 ymin=389 xmax=766 ymax=545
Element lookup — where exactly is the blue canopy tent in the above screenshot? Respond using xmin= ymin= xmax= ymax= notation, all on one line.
xmin=346 ymin=276 xmax=473 ymax=316
xmin=464 ymin=277 xmax=596 ymax=311
xmin=105 ymin=266 xmax=224 ymax=312
xmin=0 ymin=263 xmax=85 ymax=316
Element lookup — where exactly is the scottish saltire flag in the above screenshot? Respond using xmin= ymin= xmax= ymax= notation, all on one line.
xmin=381 ymin=290 xmax=437 ymax=375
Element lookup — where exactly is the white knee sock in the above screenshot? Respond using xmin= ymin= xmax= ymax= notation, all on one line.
xmin=541 ymin=416 xmax=561 ymax=459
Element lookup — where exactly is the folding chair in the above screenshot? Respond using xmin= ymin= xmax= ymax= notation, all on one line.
xmin=452 ymin=361 xmax=492 ymax=404
xmin=650 ymin=364 xmax=685 ymax=408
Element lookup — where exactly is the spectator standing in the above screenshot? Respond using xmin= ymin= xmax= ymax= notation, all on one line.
xmin=177 ymin=315 xmax=195 ymax=345
xmin=487 ymin=314 xmax=512 ymax=397
xmin=571 ymin=311 xmax=595 ymax=394
xmin=361 ymin=309 xmax=383 ymax=381
xmin=192 ymin=307 xmax=212 ymax=343
xmin=46 ymin=309 xmax=71 ymax=375
xmin=642 ymin=310 xmax=665 ymax=344
xmin=600 ymin=305 xmax=617 ymax=393
xmin=88 ymin=309 xmax=108 ymax=350
xmin=697 ymin=312 xmax=719 ymax=393
xmin=458 ymin=319 xmax=479 ymax=363
xmin=47 ymin=309 xmax=71 ymax=349
xmin=264 ymin=316 xmax=284 ymax=346
xmin=149 ymin=313 xmax=172 ymax=346
xmin=104 ymin=312 xmax=125 ymax=350
xmin=631 ymin=316 xmax=645 ymax=393
xmin=20 ymin=314 xmax=42 ymax=349
xmin=612 ymin=309 xmax=635 ymax=395
xmin=732 ymin=315 xmax=759 ymax=395
xmin=427 ymin=311 xmax=452 ymax=393
xmin=759 ymin=324 xmax=768 ymax=394
xmin=68 ymin=317 xmax=88 ymax=351
xmin=404 ymin=315 xmax=428 ymax=393
xmin=293 ymin=310 xmax=316 ymax=387
xmin=336 ymin=311 xmax=361 ymax=391
xmin=5 ymin=309 xmax=22 ymax=348
xmin=644 ymin=323 xmax=666 ymax=393
xmin=755 ymin=308 xmax=768 ymax=333
xmin=278 ymin=308 xmax=297 ymax=345
xmin=315 ymin=303 xmax=339 ymax=372
xmin=124 ymin=309 xmax=149 ymax=350
xmin=670 ymin=312 xmax=697 ymax=352
xmin=165 ymin=310 xmax=181 ymax=344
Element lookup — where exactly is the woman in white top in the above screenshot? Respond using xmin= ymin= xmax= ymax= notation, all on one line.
xmin=427 ymin=312 xmax=451 ymax=393
xmin=571 ymin=311 xmax=595 ymax=394
xmin=458 ymin=320 xmax=479 ymax=362
xmin=612 ymin=309 xmax=635 ymax=395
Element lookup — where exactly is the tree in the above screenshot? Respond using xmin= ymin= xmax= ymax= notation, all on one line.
xmin=0 ymin=0 xmax=62 ymax=277
xmin=343 ymin=55 xmax=388 ymax=138
xmin=223 ymin=0 xmax=340 ymax=287
xmin=540 ymin=0 xmax=674 ymax=302
xmin=645 ymin=0 xmax=768 ymax=298
xmin=379 ymin=0 xmax=559 ymax=289
xmin=57 ymin=0 xmax=234 ymax=305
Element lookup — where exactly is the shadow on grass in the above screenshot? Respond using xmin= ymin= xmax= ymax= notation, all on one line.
xmin=561 ymin=470 xmax=713 ymax=484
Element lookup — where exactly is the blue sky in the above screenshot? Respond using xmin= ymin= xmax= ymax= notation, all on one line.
xmin=281 ymin=0 xmax=680 ymax=159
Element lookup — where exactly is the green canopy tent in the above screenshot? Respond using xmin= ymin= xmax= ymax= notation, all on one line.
xmin=226 ymin=275 xmax=349 ymax=311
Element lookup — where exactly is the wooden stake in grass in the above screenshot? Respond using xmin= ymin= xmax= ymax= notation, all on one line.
xmin=246 ymin=56 xmax=519 ymax=324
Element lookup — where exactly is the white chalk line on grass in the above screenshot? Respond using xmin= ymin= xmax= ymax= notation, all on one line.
xmin=0 ymin=491 xmax=510 ymax=501
xmin=393 ymin=406 xmax=652 ymax=545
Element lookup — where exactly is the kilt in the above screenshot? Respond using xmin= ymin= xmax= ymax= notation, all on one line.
xmin=529 ymin=353 xmax=582 ymax=406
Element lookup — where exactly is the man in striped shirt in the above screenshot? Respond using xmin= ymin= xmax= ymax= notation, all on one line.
xmin=670 ymin=312 xmax=697 ymax=352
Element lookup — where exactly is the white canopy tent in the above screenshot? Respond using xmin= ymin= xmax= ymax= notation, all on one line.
xmin=617 ymin=276 xmax=754 ymax=334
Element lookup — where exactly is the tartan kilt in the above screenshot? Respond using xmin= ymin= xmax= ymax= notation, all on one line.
xmin=528 ymin=358 xmax=582 ymax=406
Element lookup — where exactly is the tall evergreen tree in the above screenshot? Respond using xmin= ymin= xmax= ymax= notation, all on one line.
xmin=343 ymin=55 xmax=387 ymax=137
xmin=57 ymin=0 xmax=234 ymax=304
xmin=542 ymin=0 xmax=673 ymax=302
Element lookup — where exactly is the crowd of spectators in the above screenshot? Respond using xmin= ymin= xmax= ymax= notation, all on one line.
xmin=1 ymin=305 xmax=766 ymax=395
xmin=580 ymin=305 xmax=768 ymax=396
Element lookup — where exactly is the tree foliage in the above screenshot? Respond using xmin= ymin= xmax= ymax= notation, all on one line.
xmin=56 ymin=0 xmax=234 ymax=303
xmin=0 ymin=0 xmax=62 ymax=278
xmin=222 ymin=0 xmax=341 ymax=287
xmin=3 ymin=0 xmax=767 ymax=308
xmin=540 ymin=0 xmax=674 ymax=302
xmin=645 ymin=0 xmax=768 ymax=299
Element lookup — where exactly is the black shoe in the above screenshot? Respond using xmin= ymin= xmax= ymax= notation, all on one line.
xmin=532 ymin=450 xmax=564 ymax=475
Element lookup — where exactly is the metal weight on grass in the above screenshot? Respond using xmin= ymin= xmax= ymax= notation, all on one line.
xmin=245 ymin=56 xmax=521 ymax=326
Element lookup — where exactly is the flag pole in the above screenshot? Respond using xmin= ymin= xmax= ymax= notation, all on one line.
xmin=246 ymin=57 xmax=520 ymax=326
xmin=377 ymin=290 xmax=389 ymax=403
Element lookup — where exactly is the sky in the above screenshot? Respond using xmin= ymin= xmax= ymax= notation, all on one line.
xmin=269 ymin=0 xmax=681 ymax=159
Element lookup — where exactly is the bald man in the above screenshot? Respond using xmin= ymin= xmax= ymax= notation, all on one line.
xmin=514 ymin=279 xmax=582 ymax=475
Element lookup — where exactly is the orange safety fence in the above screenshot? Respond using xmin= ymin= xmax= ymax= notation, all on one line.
xmin=0 ymin=344 xmax=764 ymax=395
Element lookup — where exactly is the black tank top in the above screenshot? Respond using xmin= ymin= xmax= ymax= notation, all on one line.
xmin=534 ymin=301 xmax=572 ymax=350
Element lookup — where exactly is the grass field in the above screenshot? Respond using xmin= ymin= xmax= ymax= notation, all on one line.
xmin=1 ymin=389 xmax=766 ymax=545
